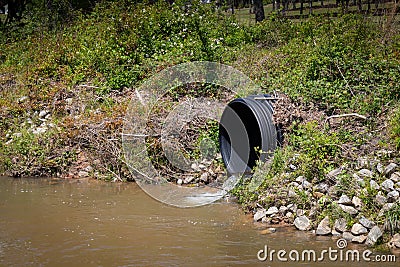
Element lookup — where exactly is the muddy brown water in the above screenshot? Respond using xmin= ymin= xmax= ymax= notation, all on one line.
xmin=0 ymin=177 xmax=398 ymax=267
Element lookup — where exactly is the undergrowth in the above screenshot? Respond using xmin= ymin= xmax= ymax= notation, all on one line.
xmin=0 ymin=1 xmax=399 ymax=184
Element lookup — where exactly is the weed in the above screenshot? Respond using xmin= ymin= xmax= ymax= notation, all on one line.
xmin=389 ymin=106 xmax=400 ymax=150
xmin=384 ymin=203 xmax=400 ymax=235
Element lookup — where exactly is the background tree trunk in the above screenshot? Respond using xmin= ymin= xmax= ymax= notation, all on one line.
xmin=357 ymin=0 xmax=362 ymax=11
xmin=254 ymin=0 xmax=265 ymax=21
xmin=300 ymin=0 xmax=304 ymax=14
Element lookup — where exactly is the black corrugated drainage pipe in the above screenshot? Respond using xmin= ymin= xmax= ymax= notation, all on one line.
xmin=219 ymin=94 xmax=278 ymax=175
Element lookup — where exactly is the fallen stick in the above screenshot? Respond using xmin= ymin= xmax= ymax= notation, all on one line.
xmin=325 ymin=113 xmax=367 ymax=125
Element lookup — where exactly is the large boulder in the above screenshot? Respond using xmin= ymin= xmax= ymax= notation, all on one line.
xmin=351 ymin=223 xmax=368 ymax=235
xmin=294 ymin=215 xmax=311 ymax=231
xmin=316 ymin=216 xmax=331 ymax=236
xmin=365 ymin=226 xmax=383 ymax=246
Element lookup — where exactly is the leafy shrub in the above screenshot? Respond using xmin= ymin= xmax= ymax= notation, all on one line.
xmin=389 ymin=106 xmax=400 ymax=150
xmin=252 ymin=14 xmax=400 ymax=115
xmin=288 ymin=121 xmax=341 ymax=181
xmin=0 ymin=127 xmax=75 ymax=176
xmin=1 ymin=0 xmax=251 ymax=90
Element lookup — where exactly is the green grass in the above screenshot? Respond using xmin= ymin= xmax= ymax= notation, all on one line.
xmin=384 ymin=203 xmax=400 ymax=235
xmin=390 ymin=106 xmax=400 ymax=150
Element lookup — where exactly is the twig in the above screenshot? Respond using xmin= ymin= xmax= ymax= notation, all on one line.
xmin=121 ymin=133 xmax=161 ymax=138
xmin=335 ymin=60 xmax=355 ymax=97
xmin=254 ymin=97 xmax=281 ymax=101
xmin=78 ymin=84 xmax=100 ymax=89
xmin=325 ymin=113 xmax=367 ymax=125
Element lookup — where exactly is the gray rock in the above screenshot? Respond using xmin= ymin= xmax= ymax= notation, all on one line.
xmin=332 ymin=229 xmax=341 ymax=236
xmin=295 ymin=176 xmax=305 ymax=183
xmin=343 ymin=231 xmax=355 ymax=241
xmin=32 ymin=126 xmax=47 ymax=135
xmin=191 ymin=163 xmax=200 ymax=171
xmin=352 ymin=196 xmax=362 ymax=208
xmin=271 ymin=217 xmax=281 ymax=224
xmin=358 ymin=169 xmax=373 ymax=178
xmin=289 ymin=182 xmax=299 ymax=188
xmin=261 ymin=217 xmax=270 ymax=224
xmin=327 ymin=168 xmax=342 ymax=178
xmin=78 ymin=171 xmax=89 ymax=178
xmin=13 ymin=132 xmax=22 ymax=138
xmin=381 ymin=179 xmax=395 ymax=192
xmin=285 ymin=211 xmax=294 ymax=219
xmin=384 ymin=163 xmax=398 ymax=176
xmin=387 ymin=190 xmax=399 ymax=202
xmin=370 ymin=180 xmax=380 ymax=190
xmin=83 ymin=165 xmax=93 ymax=172
xmin=296 ymin=209 xmax=305 ymax=216
xmin=375 ymin=191 xmax=387 ymax=206
xmin=354 ymin=174 xmax=365 ymax=187
xmin=18 ymin=96 xmax=28 ymax=103
xmin=198 ymin=164 xmax=206 ymax=170
xmin=301 ymin=180 xmax=312 ymax=190
xmin=309 ymin=206 xmax=318 ymax=219
xmin=365 ymin=226 xmax=383 ymax=246
xmin=294 ymin=215 xmax=311 ymax=231
xmin=351 ymin=223 xmax=368 ymax=235
xmin=377 ymin=150 xmax=394 ymax=158
xmin=388 ymin=233 xmax=400 ymax=249
xmin=357 ymin=157 xmax=369 ymax=169
xmin=177 ymin=179 xmax=183 ymax=185
xmin=254 ymin=209 xmax=267 ymax=221
xmin=65 ymin=97 xmax=73 ymax=105
xmin=279 ymin=206 xmax=288 ymax=214
xmin=266 ymin=206 xmax=279 ymax=216
xmin=314 ymin=183 xmax=329 ymax=193
xmin=359 ymin=216 xmax=375 ymax=229
xmin=39 ymin=110 xmax=49 ymax=118
xmin=287 ymin=204 xmax=297 ymax=213
xmin=327 ymin=185 xmax=338 ymax=198
xmin=334 ymin=218 xmax=347 ymax=233
xmin=200 ymin=172 xmax=209 ymax=182
xmin=338 ymin=194 xmax=352 ymax=205
xmin=376 ymin=163 xmax=384 ymax=174
xmin=390 ymin=172 xmax=400 ymax=182
xmin=184 ymin=176 xmax=195 ymax=184
xmin=288 ymin=189 xmax=297 ymax=198
xmin=316 ymin=216 xmax=331 ymax=236
xmin=339 ymin=204 xmax=358 ymax=215
xmin=352 ymin=235 xmax=367 ymax=244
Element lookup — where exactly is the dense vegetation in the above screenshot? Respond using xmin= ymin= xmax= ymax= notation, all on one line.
xmin=0 ymin=1 xmax=399 ymax=232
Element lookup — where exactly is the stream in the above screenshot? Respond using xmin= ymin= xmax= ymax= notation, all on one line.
xmin=0 ymin=177 xmax=397 ymax=266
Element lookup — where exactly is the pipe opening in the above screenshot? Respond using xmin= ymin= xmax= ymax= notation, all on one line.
xmin=219 ymin=95 xmax=277 ymax=175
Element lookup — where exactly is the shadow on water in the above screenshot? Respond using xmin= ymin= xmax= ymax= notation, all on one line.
xmin=0 ymin=177 xmax=398 ymax=266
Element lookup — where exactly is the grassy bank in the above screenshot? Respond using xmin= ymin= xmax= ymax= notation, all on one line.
xmin=0 ymin=0 xmax=399 ymax=248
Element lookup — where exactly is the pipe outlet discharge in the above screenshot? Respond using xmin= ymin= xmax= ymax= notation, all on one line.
xmin=219 ymin=94 xmax=278 ymax=175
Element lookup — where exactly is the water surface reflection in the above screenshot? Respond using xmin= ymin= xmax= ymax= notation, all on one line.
xmin=0 ymin=177 xmax=397 ymax=266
